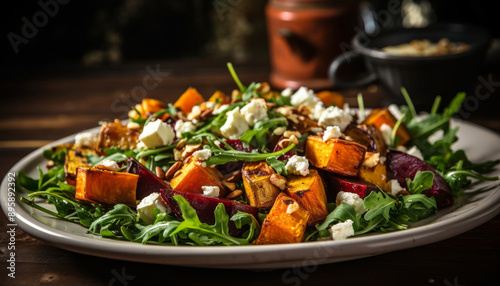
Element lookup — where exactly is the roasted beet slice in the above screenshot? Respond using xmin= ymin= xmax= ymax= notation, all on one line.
xmin=161 ymin=188 xmax=259 ymax=236
xmin=386 ymin=149 xmax=453 ymax=209
xmin=317 ymin=169 xmax=378 ymax=201
xmin=126 ymin=158 xmax=168 ymax=200
xmin=272 ymin=135 xmax=296 ymax=160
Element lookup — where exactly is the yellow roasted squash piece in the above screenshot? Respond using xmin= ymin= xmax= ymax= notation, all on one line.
xmin=64 ymin=147 xmax=99 ymax=186
xmin=169 ymin=156 xmax=226 ymax=197
xmin=286 ymin=169 xmax=328 ymax=226
xmin=242 ymin=161 xmax=282 ymax=209
xmin=97 ymin=119 xmax=140 ymax=150
xmin=305 ymin=135 xmax=367 ymax=177
xmin=362 ymin=108 xmax=411 ymax=146
xmin=75 ymin=167 xmax=138 ymax=206
xmin=253 ymin=192 xmax=310 ymax=245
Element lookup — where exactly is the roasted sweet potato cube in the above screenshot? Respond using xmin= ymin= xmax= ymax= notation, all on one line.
xmin=362 ymin=108 xmax=411 ymax=146
xmin=242 ymin=161 xmax=282 ymax=209
xmin=174 ymin=87 xmax=205 ymax=114
xmin=305 ymin=135 xmax=366 ymax=177
xmin=208 ymin=90 xmax=230 ymax=105
xmin=286 ymin=169 xmax=328 ymax=226
xmin=169 ymin=156 xmax=226 ymax=197
xmin=65 ymin=147 xmax=99 ymax=186
xmin=97 ymin=119 xmax=140 ymax=150
xmin=359 ymin=153 xmax=389 ymax=192
xmin=75 ymin=168 xmax=138 ymax=206
xmin=253 ymin=192 xmax=310 ymax=245
xmin=128 ymin=98 xmax=168 ymax=121
xmin=316 ymin=90 xmax=345 ymax=108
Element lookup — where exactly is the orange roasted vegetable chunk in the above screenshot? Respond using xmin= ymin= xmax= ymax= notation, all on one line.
xmin=208 ymin=90 xmax=230 ymax=105
xmin=362 ymin=108 xmax=410 ymax=146
xmin=286 ymin=169 xmax=328 ymax=226
xmin=75 ymin=167 xmax=138 ymax=206
xmin=128 ymin=98 xmax=168 ymax=121
xmin=359 ymin=162 xmax=389 ymax=192
xmin=305 ymin=135 xmax=367 ymax=177
xmin=316 ymin=90 xmax=345 ymax=108
xmin=169 ymin=156 xmax=226 ymax=197
xmin=174 ymin=87 xmax=205 ymax=114
xmin=242 ymin=161 xmax=282 ymax=209
xmin=253 ymin=192 xmax=310 ymax=245
xmin=97 ymin=119 xmax=140 ymax=150
xmin=65 ymin=147 xmax=99 ymax=186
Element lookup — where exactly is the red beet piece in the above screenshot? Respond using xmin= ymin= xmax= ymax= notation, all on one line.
xmin=125 ymin=158 xmax=169 ymax=200
xmin=318 ymin=168 xmax=378 ymax=200
xmin=386 ymin=149 xmax=453 ymax=209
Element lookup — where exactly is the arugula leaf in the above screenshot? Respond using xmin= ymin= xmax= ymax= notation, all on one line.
xmin=406 ymin=171 xmax=434 ymax=194
xmin=240 ymin=117 xmax=287 ymax=149
xmin=89 ymin=204 xmax=137 ymax=237
xmin=363 ymin=191 xmax=396 ymax=221
xmin=205 ymin=141 xmax=296 ymax=166
xmin=316 ymin=203 xmax=361 ymax=232
xmin=266 ymin=156 xmax=288 ymax=175
xmin=400 ymin=194 xmax=437 ymax=221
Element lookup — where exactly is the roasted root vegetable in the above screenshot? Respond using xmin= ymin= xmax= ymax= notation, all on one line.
xmin=169 ymin=156 xmax=227 ymax=197
xmin=305 ymin=135 xmax=366 ymax=177
xmin=253 ymin=192 xmax=310 ymax=245
xmin=359 ymin=160 xmax=389 ymax=192
xmin=286 ymin=169 xmax=328 ymax=226
xmin=97 ymin=119 xmax=140 ymax=150
xmin=75 ymin=167 xmax=139 ymax=206
xmin=319 ymin=169 xmax=378 ymax=199
xmin=315 ymin=90 xmax=345 ymax=108
xmin=362 ymin=108 xmax=411 ymax=146
xmin=343 ymin=124 xmax=387 ymax=154
xmin=208 ymin=90 xmax=230 ymax=105
xmin=125 ymin=158 xmax=170 ymax=200
xmin=242 ymin=161 xmax=282 ymax=208
xmin=174 ymin=87 xmax=205 ymax=114
xmin=64 ymin=147 xmax=99 ymax=186
xmin=128 ymin=98 xmax=168 ymax=121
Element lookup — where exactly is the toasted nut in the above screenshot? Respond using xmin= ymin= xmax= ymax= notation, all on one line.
xmin=297 ymin=105 xmax=310 ymax=116
xmin=222 ymin=181 xmax=236 ymax=192
xmin=278 ymin=138 xmax=291 ymax=149
xmin=226 ymin=189 xmax=243 ymax=200
xmin=155 ymin=166 xmax=165 ymax=179
xmin=289 ymin=134 xmax=299 ymax=145
xmin=127 ymin=121 xmax=141 ymax=130
xmin=182 ymin=144 xmax=202 ymax=159
xmin=173 ymin=149 xmax=183 ymax=161
xmin=173 ymin=169 xmax=183 ymax=179
xmin=286 ymin=202 xmax=300 ymax=214
xmin=176 ymin=138 xmax=186 ymax=150
xmin=284 ymin=130 xmax=302 ymax=139
xmin=177 ymin=111 xmax=188 ymax=121
xmin=287 ymin=114 xmax=299 ymax=124
xmin=46 ymin=160 xmax=55 ymax=169
xmin=165 ymin=161 xmax=183 ymax=180
xmin=266 ymin=102 xmax=277 ymax=109
xmin=223 ymin=169 xmax=242 ymax=182
xmin=274 ymin=126 xmax=286 ymax=136
xmin=270 ymin=173 xmax=287 ymax=190
xmin=200 ymin=108 xmax=214 ymax=119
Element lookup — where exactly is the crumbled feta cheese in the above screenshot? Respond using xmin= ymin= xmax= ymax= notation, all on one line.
xmin=212 ymin=104 xmax=229 ymax=115
xmin=174 ymin=119 xmax=197 ymax=138
xmin=388 ymin=179 xmax=406 ymax=196
xmin=240 ymin=98 xmax=268 ymax=126
xmin=290 ymin=86 xmax=323 ymax=111
xmin=74 ymin=132 xmax=98 ymax=148
xmin=193 ymin=149 xmax=212 ymax=161
xmin=139 ymin=119 xmax=175 ymax=149
xmin=220 ymin=107 xmax=249 ymax=139
xmin=323 ymin=126 xmax=342 ymax=141
xmin=137 ymin=192 xmax=170 ymax=225
xmin=379 ymin=156 xmax=386 ymax=164
xmin=286 ymin=202 xmax=300 ymax=214
xmin=317 ymin=106 xmax=353 ymax=131
xmin=187 ymin=105 xmax=202 ymax=120
xmin=380 ymin=123 xmax=393 ymax=145
xmin=336 ymin=191 xmax=367 ymax=214
xmin=94 ymin=159 xmax=120 ymax=171
xmin=202 ymin=186 xmax=220 ymax=198
xmin=281 ymin=87 xmax=293 ymax=97
xmin=311 ymin=102 xmax=326 ymax=120
xmin=362 ymin=152 xmax=380 ymax=168
xmin=329 ymin=219 xmax=355 ymax=241
xmin=205 ymin=101 xmax=215 ymax=109
xmin=406 ymin=145 xmax=424 ymax=160
xmin=388 ymin=104 xmax=402 ymax=120
xmin=285 ymin=155 xmax=310 ymax=176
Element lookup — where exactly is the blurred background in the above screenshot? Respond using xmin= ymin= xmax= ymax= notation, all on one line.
xmin=2 ymin=0 xmax=499 ymax=80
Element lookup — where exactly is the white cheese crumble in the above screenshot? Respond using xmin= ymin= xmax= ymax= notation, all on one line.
xmin=240 ymin=98 xmax=268 ymax=126
xmin=285 ymin=155 xmax=310 ymax=176
xmin=193 ymin=149 xmax=212 ymax=161
xmin=286 ymin=202 xmax=300 ymax=214
xmin=388 ymin=104 xmax=402 ymax=120
xmin=317 ymin=106 xmax=353 ymax=131
xmin=380 ymin=123 xmax=393 ymax=145
xmin=202 ymin=186 xmax=220 ymax=198
xmin=388 ymin=179 xmax=406 ymax=196
xmin=329 ymin=219 xmax=355 ymax=241
xmin=94 ymin=159 xmax=120 ymax=171
xmin=137 ymin=192 xmax=170 ymax=225
xmin=74 ymin=132 xmax=98 ymax=148
xmin=406 ymin=145 xmax=424 ymax=160
xmin=290 ymin=87 xmax=324 ymax=119
xmin=336 ymin=191 xmax=367 ymax=214
xmin=323 ymin=126 xmax=342 ymax=141
xmin=220 ymin=107 xmax=249 ymax=139
xmin=362 ymin=152 xmax=380 ymax=168
xmin=187 ymin=105 xmax=201 ymax=120
xmin=174 ymin=119 xmax=197 ymax=138
xmin=281 ymin=87 xmax=293 ymax=97
xmin=212 ymin=104 xmax=229 ymax=115
xmin=139 ymin=119 xmax=175 ymax=149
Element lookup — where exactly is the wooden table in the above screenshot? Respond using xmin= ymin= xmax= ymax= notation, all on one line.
xmin=1 ymin=59 xmax=499 ymax=285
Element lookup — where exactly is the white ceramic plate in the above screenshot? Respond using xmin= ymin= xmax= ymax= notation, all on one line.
xmin=1 ymin=120 xmax=499 ymax=269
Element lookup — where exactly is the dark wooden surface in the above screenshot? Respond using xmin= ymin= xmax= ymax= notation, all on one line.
xmin=1 ymin=59 xmax=499 ymax=286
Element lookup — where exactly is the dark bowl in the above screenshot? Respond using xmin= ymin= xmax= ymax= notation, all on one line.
xmin=331 ymin=23 xmax=491 ymax=108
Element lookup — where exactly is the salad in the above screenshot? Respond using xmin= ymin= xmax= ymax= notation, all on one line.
xmin=18 ymin=63 xmax=499 ymax=246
